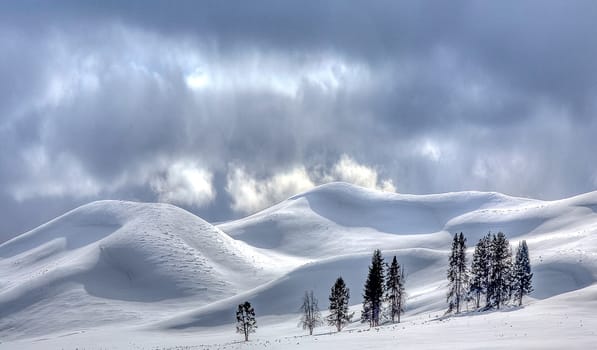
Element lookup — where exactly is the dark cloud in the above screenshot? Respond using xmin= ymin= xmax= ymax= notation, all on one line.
xmin=1 ymin=1 xmax=597 ymax=241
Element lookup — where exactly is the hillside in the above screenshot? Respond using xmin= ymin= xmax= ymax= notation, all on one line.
xmin=0 ymin=200 xmax=297 ymax=339
xmin=1 ymin=182 xmax=596 ymax=349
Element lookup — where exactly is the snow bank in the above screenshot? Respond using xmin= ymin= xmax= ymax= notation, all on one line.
xmin=1 ymin=182 xmax=596 ymax=347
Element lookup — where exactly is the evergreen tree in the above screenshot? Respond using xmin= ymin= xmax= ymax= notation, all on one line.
xmin=360 ymin=301 xmax=372 ymax=325
xmin=327 ymin=276 xmax=353 ymax=332
xmin=446 ymin=232 xmax=468 ymax=313
xmin=469 ymin=234 xmax=491 ymax=309
xmin=511 ymin=240 xmax=533 ymax=306
xmin=507 ymin=246 xmax=515 ymax=301
xmin=361 ymin=249 xmax=385 ymax=327
xmin=236 ymin=301 xmax=257 ymax=341
xmin=299 ymin=290 xmax=322 ymax=335
xmin=489 ymin=232 xmax=512 ymax=309
xmin=385 ymin=255 xmax=406 ymax=323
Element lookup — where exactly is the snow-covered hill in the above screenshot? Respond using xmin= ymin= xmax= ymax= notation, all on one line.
xmin=0 ymin=201 xmax=297 ymax=338
xmin=1 ymin=182 xmax=596 ymax=349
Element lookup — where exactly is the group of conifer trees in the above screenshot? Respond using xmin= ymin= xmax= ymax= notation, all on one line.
xmin=361 ymin=250 xmax=406 ymax=327
xmin=237 ymin=234 xmax=532 ymax=341
xmin=446 ymin=232 xmax=533 ymax=314
xmin=236 ymin=250 xmax=407 ymax=340
xmin=297 ymin=250 xmax=407 ymax=336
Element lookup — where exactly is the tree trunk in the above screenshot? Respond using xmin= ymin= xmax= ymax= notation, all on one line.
xmin=475 ymin=292 xmax=480 ymax=309
xmin=455 ymin=277 xmax=460 ymax=313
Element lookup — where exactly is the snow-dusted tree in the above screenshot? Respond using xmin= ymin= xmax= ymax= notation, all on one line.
xmin=489 ymin=232 xmax=512 ymax=309
xmin=362 ymin=249 xmax=385 ymax=327
xmin=360 ymin=301 xmax=372 ymax=325
xmin=446 ymin=232 xmax=468 ymax=313
xmin=236 ymin=301 xmax=257 ymax=341
xmin=385 ymin=255 xmax=406 ymax=323
xmin=469 ymin=234 xmax=491 ymax=309
xmin=328 ymin=276 xmax=353 ymax=332
xmin=507 ymin=246 xmax=515 ymax=301
xmin=511 ymin=240 xmax=533 ymax=306
xmin=299 ymin=290 xmax=322 ymax=335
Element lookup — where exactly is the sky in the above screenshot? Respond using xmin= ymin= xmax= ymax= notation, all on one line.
xmin=1 ymin=1 xmax=597 ymax=241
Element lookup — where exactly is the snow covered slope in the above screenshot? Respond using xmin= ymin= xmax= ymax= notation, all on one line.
xmin=160 ymin=183 xmax=597 ymax=330
xmin=1 ymin=182 xmax=596 ymax=348
xmin=0 ymin=200 xmax=296 ymax=339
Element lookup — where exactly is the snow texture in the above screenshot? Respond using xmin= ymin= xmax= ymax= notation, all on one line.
xmin=1 ymin=182 xmax=596 ymax=349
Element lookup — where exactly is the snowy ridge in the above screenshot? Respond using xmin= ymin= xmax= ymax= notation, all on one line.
xmin=0 ymin=200 xmax=295 ymax=338
xmin=1 ymin=183 xmax=597 ymax=348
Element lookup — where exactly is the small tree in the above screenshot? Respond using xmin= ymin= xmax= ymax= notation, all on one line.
xmin=236 ymin=301 xmax=257 ymax=341
xmin=385 ymin=256 xmax=406 ymax=323
xmin=446 ymin=232 xmax=468 ymax=313
xmin=512 ymin=240 xmax=533 ymax=306
xmin=469 ymin=234 xmax=491 ymax=309
xmin=299 ymin=290 xmax=322 ymax=335
xmin=489 ymin=232 xmax=512 ymax=309
xmin=327 ymin=276 xmax=353 ymax=332
xmin=362 ymin=249 xmax=385 ymax=327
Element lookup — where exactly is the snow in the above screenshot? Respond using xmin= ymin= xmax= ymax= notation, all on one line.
xmin=1 ymin=182 xmax=596 ymax=349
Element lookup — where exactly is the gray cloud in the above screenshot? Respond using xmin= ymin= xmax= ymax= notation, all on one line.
xmin=1 ymin=1 xmax=597 ymax=241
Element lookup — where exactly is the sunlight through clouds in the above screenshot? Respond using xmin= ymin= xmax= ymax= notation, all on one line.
xmin=151 ymin=161 xmax=216 ymax=207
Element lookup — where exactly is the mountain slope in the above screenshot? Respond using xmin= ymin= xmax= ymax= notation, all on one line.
xmin=0 ymin=200 xmax=295 ymax=338
xmin=160 ymin=182 xmax=597 ymax=330
xmin=1 ymin=183 xmax=597 ymax=347
xmin=218 ymin=182 xmax=597 ymax=257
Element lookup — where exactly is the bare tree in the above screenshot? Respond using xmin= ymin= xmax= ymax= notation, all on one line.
xmin=299 ymin=290 xmax=322 ymax=335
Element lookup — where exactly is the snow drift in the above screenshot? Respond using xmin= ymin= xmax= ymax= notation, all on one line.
xmin=0 ymin=200 xmax=287 ymax=338
xmin=1 ymin=182 xmax=596 ymax=345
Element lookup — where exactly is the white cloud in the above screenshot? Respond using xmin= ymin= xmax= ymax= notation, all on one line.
xmin=151 ymin=161 xmax=216 ymax=207
xmin=325 ymin=154 xmax=396 ymax=192
xmin=226 ymin=166 xmax=315 ymax=214
xmin=379 ymin=179 xmax=397 ymax=192
xmin=226 ymin=154 xmax=396 ymax=214
xmin=185 ymin=68 xmax=211 ymax=90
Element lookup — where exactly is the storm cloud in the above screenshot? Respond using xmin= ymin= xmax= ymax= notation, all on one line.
xmin=1 ymin=1 xmax=597 ymax=240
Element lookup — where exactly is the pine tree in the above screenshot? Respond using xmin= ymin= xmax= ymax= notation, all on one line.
xmin=446 ymin=232 xmax=468 ymax=313
xmin=299 ymin=290 xmax=322 ymax=335
xmin=485 ymin=233 xmax=495 ymax=308
xmin=236 ymin=301 xmax=257 ymax=341
xmin=469 ymin=234 xmax=491 ymax=309
xmin=511 ymin=240 xmax=533 ymax=306
xmin=489 ymin=232 xmax=512 ymax=309
xmin=360 ymin=301 xmax=372 ymax=325
xmin=385 ymin=256 xmax=406 ymax=323
xmin=507 ymin=246 xmax=515 ymax=301
xmin=327 ymin=276 xmax=353 ymax=332
xmin=362 ymin=249 xmax=385 ymax=327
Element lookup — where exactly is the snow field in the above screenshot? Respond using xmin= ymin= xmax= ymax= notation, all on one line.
xmin=1 ymin=182 xmax=596 ymax=348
